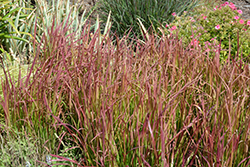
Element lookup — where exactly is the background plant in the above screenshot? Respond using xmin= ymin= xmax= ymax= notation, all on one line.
xmin=98 ymin=0 xmax=200 ymax=40
xmin=165 ymin=1 xmax=250 ymax=63
xmin=0 ymin=126 xmax=42 ymax=166
xmin=16 ymin=0 xmax=96 ymax=63
xmin=0 ymin=0 xmax=33 ymax=65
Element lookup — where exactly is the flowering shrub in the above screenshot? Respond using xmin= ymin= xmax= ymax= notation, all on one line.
xmin=165 ymin=2 xmax=250 ymax=63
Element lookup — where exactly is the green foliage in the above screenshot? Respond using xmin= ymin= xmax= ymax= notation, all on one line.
xmin=166 ymin=2 xmax=250 ymax=63
xmin=0 ymin=0 xmax=33 ymax=63
xmin=99 ymin=0 xmax=200 ymax=40
xmin=33 ymin=0 xmax=94 ymax=41
xmin=0 ymin=127 xmax=43 ymax=166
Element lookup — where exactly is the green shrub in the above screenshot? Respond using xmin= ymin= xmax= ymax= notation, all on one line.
xmin=99 ymin=0 xmax=200 ymax=40
xmin=165 ymin=1 xmax=250 ymax=63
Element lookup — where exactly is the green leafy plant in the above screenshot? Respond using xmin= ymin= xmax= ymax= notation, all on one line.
xmin=0 ymin=126 xmax=45 ymax=167
xmin=165 ymin=1 xmax=250 ymax=63
xmin=98 ymin=0 xmax=200 ymax=40
xmin=0 ymin=0 xmax=33 ymax=64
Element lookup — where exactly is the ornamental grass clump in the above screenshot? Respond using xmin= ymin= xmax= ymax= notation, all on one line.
xmin=98 ymin=0 xmax=200 ymax=40
xmin=0 ymin=13 xmax=250 ymax=166
xmin=51 ymin=26 xmax=249 ymax=166
xmin=165 ymin=1 xmax=250 ymax=63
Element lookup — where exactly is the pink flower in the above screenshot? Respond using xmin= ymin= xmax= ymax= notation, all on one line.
xmin=221 ymin=2 xmax=229 ymax=7
xmin=239 ymin=19 xmax=244 ymax=24
xmin=165 ymin=24 xmax=169 ymax=28
xmin=247 ymin=20 xmax=250 ymax=26
xmin=237 ymin=10 xmax=243 ymax=14
xmin=191 ymin=39 xmax=199 ymax=46
xmin=211 ymin=37 xmax=217 ymax=41
xmin=172 ymin=26 xmax=177 ymax=30
xmin=205 ymin=41 xmax=211 ymax=46
xmin=213 ymin=7 xmax=216 ymax=11
xmin=234 ymin=16 xmax=240 ymax=20
xmin=205 ymin=48 xmax=210 ymax=52
xmin=172 ymin=12 xmax=176 ymax=16
xmin=229 ymin=2 xmax=236 ymax=10
xmin=215 ymin=24 xmax=221 ymax=30
xmin=243 ymin=28 xmax=247 ymax=31
xmin=169 ymin=25 xmax=177 ymax=31
xmin=203 ymin=16 xmax=207 ymax=20
xmin=219 ymin=7 xmax=222 ymax=10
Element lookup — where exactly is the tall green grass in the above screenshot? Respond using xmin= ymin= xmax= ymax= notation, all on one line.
xmin=98 ymin=0 xmax=200 ymax=40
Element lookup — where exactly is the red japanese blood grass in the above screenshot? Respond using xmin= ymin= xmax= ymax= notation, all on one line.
xmin=0 ymin=14 xmax=250 ymax=166
xmin=0 ymin=16 xmax=82 ymax=165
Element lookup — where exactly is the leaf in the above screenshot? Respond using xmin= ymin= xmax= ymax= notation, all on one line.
xmin=137 ymin=18 xmax=149 ymax=41
xmin=0 ymin=0 xmax=10 ymax=6
xmin=2 ymin=17 xmax=20 ymax=35
xmin=2 ymin=7 xmax=22 ymax=19
xmin=103 ymin=11 xmax=112 ymax=36
xmin=0 ymin=33 xmax=29 ymax=43
xmin=0 ymin=47 xmax=11 ymax=61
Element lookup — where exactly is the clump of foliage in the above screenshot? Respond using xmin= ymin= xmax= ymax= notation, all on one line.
xmin=0 ymin=0 xmax=250 ymax=166
xmin=98 ymin=0 xmax=200 ymax=40
xmin=1 ymin=16 xmax=250 ymax=166
xmin=165 ymin=1 xmax=250 ymax=63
